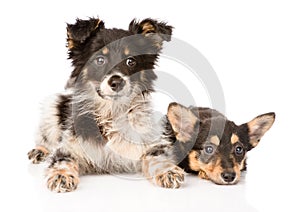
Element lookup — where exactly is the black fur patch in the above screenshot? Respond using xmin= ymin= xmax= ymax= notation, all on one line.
xmin=144 ymin=145 xmax=168 ymax=157
xmin=49 ymin=149 xmax=75 ymax=168
xmin=57 ymin=94 xmax=72 ymax=131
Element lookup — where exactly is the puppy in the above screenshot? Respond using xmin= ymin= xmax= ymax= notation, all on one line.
xmin=145 ymin=103 xmax=275 ymax=185
xmin=28 ymin=17 xmax=185 ymax=192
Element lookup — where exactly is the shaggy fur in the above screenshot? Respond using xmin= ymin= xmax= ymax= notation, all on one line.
xmin=28 ymin=17 xmax=185 ymax=192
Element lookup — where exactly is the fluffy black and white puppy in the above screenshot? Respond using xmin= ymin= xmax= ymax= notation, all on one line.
xmin=28 ymin=18 xmax=184 ymax=192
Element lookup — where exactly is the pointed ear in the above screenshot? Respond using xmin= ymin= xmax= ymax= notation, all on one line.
xmin=129 ymin=18 xmax=173 ymax=46
xmin=246 ymin=112 xmax=275 ymax=148
xmin=167 ymin=102 xmax=199 ymax=142
xmin=67 ymin=17 xmax=105 ymax=49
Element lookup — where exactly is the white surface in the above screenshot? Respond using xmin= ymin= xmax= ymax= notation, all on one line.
xmin=1 ymin=0 xmax=300 ymax=212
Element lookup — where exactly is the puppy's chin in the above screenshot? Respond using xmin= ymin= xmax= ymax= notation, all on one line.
xmin=210 ymin=176 xmax=239 ymax=185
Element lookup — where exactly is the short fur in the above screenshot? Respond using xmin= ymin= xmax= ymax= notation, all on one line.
xmin=148 ymin=103 xmax=275 ymax=185
xmin=28 ymin=17 xmax=184 ymax=192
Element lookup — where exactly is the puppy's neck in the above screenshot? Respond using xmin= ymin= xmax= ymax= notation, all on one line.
xmin=95 ymin=91 xmax=152 ymax=119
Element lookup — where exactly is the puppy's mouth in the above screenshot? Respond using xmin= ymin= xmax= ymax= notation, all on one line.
xmin=96 ymin=89 xmax=123 ymax=100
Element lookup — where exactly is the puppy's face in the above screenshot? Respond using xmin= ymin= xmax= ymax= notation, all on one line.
xmin=66 ymin=18 xmax=172 ymax=101
xmin=167 ymin=103 xmax=275 ymax=185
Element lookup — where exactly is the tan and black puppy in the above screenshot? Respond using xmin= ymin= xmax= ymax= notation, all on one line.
xmin=149 ymin=103 xmax=275 ymax=185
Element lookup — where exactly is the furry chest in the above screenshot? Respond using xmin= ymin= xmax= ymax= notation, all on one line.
xmin=99 ymin=110 xmax=158 ymax=161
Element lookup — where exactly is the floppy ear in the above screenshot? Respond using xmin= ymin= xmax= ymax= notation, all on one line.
xmin=167 ymin=102 xmax=199 ymax=142
xmin=67 ymin=17 xmax=105 ymax=49
xmin=246 ymin=112 xmax=275 ymax=149
xmin=129 ymin=18 xmax=173 ymax=46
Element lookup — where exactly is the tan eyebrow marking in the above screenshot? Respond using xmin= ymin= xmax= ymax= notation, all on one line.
xmin=210 ymin=135 xmax=220 ymax=146
xmin=124 ymin=47 xmax=130 ymax=56
xmin=231 ymin=133 xmax=239 ymax=144
xmin=102 ymin=47 xmax=109 ymax=54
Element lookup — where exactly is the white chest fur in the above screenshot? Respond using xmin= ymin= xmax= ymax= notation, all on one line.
xmin=105 ymin=109 xmax=159 ymax=160
xmin=97 ymin=98 xmax=160 ymax=161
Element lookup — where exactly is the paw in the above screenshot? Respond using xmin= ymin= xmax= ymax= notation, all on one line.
xmin=47 ymin=170 xmax=79 ymax=193
xmin=28 ymin=147 xmax=49 ymax=164
xmin=155 ymin=166 xmax=185 ymax=189
xmin=198 ymin=169 xmax=209 ymax=180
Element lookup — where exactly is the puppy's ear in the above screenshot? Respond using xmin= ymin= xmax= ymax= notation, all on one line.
xmin=167 ymin=102 xmax=199 ymax=143
xmin=129 ymin=18 xmax=173 ymax=45
xmin=67 ymin=18 xmax=104 ymax=49
xmin=246 ymin=112 xmax=275 ymax=149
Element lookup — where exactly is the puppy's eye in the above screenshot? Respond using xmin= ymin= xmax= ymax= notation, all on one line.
xmin=235 ymin=145 xmax=244 ymax=155
xmin=126 ymin=57 xmax=136 ymax=67
xmin=96 ymin=56 xmax=106 ymax=66
xmin=204 ymin=145 xmax=215 ymax=155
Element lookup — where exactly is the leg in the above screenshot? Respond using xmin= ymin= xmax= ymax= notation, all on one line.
xmin=46 ymin=149 xmax=79 ymax=193
xmin=142 ymin=144 xmax=185 ymax=189
xmin=28 ymin=94 xmax=70 ymax=164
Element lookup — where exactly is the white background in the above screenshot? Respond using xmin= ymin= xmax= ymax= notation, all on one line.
xmin=1 ymin=0 xmax=299 ymax=211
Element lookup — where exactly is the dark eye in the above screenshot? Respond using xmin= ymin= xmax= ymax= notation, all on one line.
xmin=204 ymin=145 xmax=215 ymax=155
xmin=235 ymin=145 xmax=244 ymax=155
xmin=96 ymin=56 xmax=106 ymax=66
xmin=126 ymin=57 xmax=136 ymax=67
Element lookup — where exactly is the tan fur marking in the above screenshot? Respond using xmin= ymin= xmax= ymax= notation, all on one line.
xmin=231 ymin=134 xmax=239 ymax=144
xmin=67 ymin=31 xmax=74 ymax=49
xmin=102 ymin=47 xmax=109 ymax=55
xmin=203 ymin=158 xmax=224 ymax=184
xmin=188 ymin=151 xmax=201 ymax=171
xmin=193 ymin=157 xmax=227 ymax=184
xmin=95 ymin=19 xmax=102 ymax=30
xmin=67 ymin=40 xmax=74 ymax=49
xmin=239 ymin=158 xmax=246 ymax=170
xmin=210 ymin=135 xmax=220 ymax=146
xmin=142 ymin=23 xmax=155 ymax=34
xmin=124 ymin=47 xmax=130 ymax=55
xmin=198 ymin=169 xmax=209 ymax=180
xmin=250 ymin=140 xmax=259 ymax=147
xmin=35 ymin=145 xmax=49 ymax=155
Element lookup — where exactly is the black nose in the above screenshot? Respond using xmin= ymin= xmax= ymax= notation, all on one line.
xmin=108 ymin=75 xmax=125 ymax=92
xmin=221 ymin=172 xmax=236 ymax=183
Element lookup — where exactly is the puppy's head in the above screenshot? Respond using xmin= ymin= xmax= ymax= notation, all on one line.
xmin=167 ymin=103 xmax=275 ymax=185
xmin=66 ymin=17 xmax=172 ymax=102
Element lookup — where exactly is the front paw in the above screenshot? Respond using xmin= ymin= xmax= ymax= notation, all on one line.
xmin=28 ymin=147 xmax=49 ymax=164
xmin=155 ymin=166 xmax=185 ymax=189
xmin=198 ymin=169 xmax=209 ymax=180
xmin=46 ymin=170 xmax=79 ymax=193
